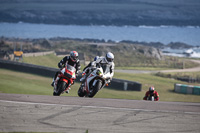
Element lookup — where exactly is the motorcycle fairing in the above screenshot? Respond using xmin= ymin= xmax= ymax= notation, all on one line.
xmin=84 ymin=73 xmax=95 ymax=93
xmin=54 ymin=64 xmax=76 ymax=94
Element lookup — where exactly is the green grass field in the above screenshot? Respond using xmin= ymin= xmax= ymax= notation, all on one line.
xmin=1 ymin=53 xmax=200 ymax=102
xmin=1 ymin=68 xmax=200 ymax=103
xmin=23 ymin=54 xmax=62 ymax=68
xmin=22 ymin=53 xmax=199 ymax=70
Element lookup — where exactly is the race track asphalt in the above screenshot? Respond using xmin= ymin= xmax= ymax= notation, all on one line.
xmin=0 ymin=93 xmax=200 ymax=133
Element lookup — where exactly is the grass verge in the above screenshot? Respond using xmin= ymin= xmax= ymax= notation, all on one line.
xmin=0 ymin=68 xmax=79 ymax=96
xmin=0 ymin=68 xmax=200 ymax=102
xmin=22 ymin=54 xmax=200 ymax=70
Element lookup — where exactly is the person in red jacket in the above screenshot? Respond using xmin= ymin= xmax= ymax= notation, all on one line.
xmin=143 ymin=86 xmax=159 ymax=101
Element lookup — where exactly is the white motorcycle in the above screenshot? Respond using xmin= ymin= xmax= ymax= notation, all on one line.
xmin=78 ymin=66 xmax=112 ymax=98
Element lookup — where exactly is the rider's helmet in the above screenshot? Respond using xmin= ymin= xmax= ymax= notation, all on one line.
xmin=149 ymin=86 xmax=155 ymax=93
xmin=70 ymin=51 xmax=78 ymax=62
xmin=94 ymin=56 xmax=99 ymax=61
xmin=105 ymin=52 xmax=114 ymax=63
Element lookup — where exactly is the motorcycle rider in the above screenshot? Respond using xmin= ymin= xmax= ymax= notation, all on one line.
xmin=80 ymin=56 xmax=99 ymax=83
xmin=51 ymin=51 xmax=81 ymax=93
xmin=80 ymin=52 xmax=114 ymax=85
xmin=143 ymin=86 xmax=159 ymax=101
xmin=82 ymin=56 xmax=99 ymax=73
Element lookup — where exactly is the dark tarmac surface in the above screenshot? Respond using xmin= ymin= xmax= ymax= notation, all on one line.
xmin=0 ymin=93 xmax=200 ymax=133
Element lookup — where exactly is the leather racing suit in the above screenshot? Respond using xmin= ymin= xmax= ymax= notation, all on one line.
xmin=53 ymin=56 xmax=81 ymax=87
xmin=80 ymin=56 xmax=114 ymax=84
xmin=143 ymin=90 xmax=159 ymax=101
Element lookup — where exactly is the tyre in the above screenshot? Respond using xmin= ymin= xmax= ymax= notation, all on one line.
xmin=53 ymin=91 xmax=60 ymax=96
xmin=78 ymin=86 xmax=86 ymax=97
xmin=53 ymin=81 xmax=67 ymax=96
xmin=88 ymin=80 xmax=102 ymax=98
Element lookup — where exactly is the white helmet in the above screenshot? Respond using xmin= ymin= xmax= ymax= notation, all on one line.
xmin=105 ymin=52 xmax=114 ymax=63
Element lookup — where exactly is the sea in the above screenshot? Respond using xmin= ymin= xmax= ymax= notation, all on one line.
xmin=0 ymin=22 xmax=200 ymax=58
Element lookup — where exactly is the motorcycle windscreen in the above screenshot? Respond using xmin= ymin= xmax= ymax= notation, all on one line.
xmin=66 ymin=64 xmax=76 ymax=72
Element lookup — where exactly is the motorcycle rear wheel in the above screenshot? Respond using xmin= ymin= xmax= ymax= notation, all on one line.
xmin=88 ymin=80 xmax=102 ymax=98
xmin=53 ymin=81 xmax=67 ymax=96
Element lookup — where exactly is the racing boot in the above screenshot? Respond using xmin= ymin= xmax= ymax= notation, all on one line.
xmin=65 ymin=83 xmax=72 ymax=93
xmin=51 ymin=78 xmax=55 ymax=87
xmin=66 ymin=87 xmax=71 ymax=93
xmin=80 ymin=75 xmax=85 ymax=82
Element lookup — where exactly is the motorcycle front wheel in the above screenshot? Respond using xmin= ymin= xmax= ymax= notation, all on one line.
xmin=53 ymin=81 xmax=67 ymax=96
xmin=88 ymin=80 xmax=102 ymax=98
xmin=78 ymin=85 xmax=86 ymax=97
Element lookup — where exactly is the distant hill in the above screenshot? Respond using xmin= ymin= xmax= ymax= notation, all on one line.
xmin=0 ymin=37 xmax=164 ymax=67
xmin=2 ymin=37 xmax=198 ymax=68
xmin=0 ymin=0 xmax=200 ymax=26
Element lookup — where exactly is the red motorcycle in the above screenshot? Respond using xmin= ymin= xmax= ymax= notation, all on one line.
xmin=53 ymin=64 xmax=76 ymax=96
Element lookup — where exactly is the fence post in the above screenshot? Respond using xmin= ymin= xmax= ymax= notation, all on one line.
xmin=124 ymin=82 xmax=128 ymax=91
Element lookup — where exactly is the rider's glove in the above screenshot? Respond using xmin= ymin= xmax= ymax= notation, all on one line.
xmin=58 ymin=62 xmax=62 ymax=68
